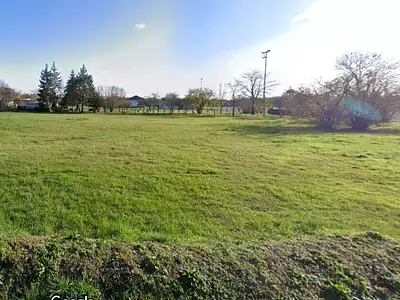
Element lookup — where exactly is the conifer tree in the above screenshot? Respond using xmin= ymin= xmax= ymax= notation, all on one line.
xmin=76 ymin=65 xmax=96 ymax=113
xmin=62 ymin=70 xmax=78 ymax=110
xmin=37 ymin=64 xmax=52 ymax=109
xmin=49 ymin=62 xmax=63 ymax=110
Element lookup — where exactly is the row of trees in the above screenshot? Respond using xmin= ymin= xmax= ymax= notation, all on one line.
xmin=37 ymin=63 xmax=127 ymax=113
xmin=3 ymin=61 xmax=278 ymax=115
xmin=143 ymin=70 xmax=278 ymax=115
xmin=279 ymin=52 xmax=400 ymax=129
xmin=8 ymin=51 xmax=398 ymax=129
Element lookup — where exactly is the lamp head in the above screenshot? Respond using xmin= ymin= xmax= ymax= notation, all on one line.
xmin=262 ymin=50 xmax=271 ymax=58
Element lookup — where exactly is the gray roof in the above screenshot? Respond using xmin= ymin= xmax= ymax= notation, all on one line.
xmin=128 ymin=95 xmax=144 ymax=100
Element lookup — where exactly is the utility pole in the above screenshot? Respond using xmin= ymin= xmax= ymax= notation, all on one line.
xmin=262 ymin=50 xmax=271 ymax=116
xmin=200 ymin=77 xmax=203 ymax=91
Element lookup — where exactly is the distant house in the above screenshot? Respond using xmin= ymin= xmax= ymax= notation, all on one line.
xmin=25 ymin=100 xmax=40 ymax=110
xmin=127 ymin=95 xmax=144 ymax=108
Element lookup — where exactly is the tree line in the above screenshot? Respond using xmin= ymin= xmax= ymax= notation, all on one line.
xmin=36 ymin=63 xmax=127 ymax=113
xmin=2 ymin=52 xmax=398 ymax=130
xmin=1 ymin=62 xmax=279 ymax=115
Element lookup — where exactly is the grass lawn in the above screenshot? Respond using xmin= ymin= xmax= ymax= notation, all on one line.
xmin=0 ymin=112 xmax=399 ymax=245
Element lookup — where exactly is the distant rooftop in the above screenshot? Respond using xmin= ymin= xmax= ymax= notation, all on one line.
xmin=128 ymin=95 xmax=144 ymax=100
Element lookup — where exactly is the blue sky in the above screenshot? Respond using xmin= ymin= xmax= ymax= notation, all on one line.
xmin=1 ymin=0 xmax=398 ymax=96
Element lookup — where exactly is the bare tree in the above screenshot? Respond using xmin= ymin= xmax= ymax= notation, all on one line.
xmin=239 ymin=70 xmax=263 ymax=115
xmin=185 ymin=88 xmax=215 ymax=114
xmin=225 ymin=79 xmax=241 ymax=116
xmin=0 ymin=80 xmax=16 ymax=111
xmin=217 ymin=83 xmax=227 ymax=101
xmin=335 ymin=52 xmax=400 ymax=128
xmin=282 ymin=52 xmax=400 ymax=129
xmin=239 ymin=70 xmax=278 ymax=115
xmin=217 ymin=83 xmax=227 ymax=114
xmin=97 ymin=85 xmax=126 ymax=113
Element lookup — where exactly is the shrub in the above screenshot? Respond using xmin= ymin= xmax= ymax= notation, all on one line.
xmin=282 ymin=52 xmax=400 ymax=130
xmin=34 ymin=107 xmax=51 ymax=113
xmin=267 ymin=107 xmax=288 ymax=115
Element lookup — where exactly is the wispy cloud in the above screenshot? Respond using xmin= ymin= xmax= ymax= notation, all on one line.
xmin=134 ymin=23 xmax=147 ymax=30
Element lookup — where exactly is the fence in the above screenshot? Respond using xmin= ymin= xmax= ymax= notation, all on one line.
xmin=125 ymin=106 xmax=244 ymax=116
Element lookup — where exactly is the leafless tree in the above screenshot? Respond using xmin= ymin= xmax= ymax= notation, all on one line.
xmin=283 ymin=52 xmax=400 ymax=129
xmin=239 ymin=70 xmax=263 ymax=115
xmin=225 ymin=79 xmax=241 ymax=116
xmin=97 ymin=85 xmax=126 ymax=113
xmin=216 ymin=83 xmax=227 ymax=114
xmin=0 ymin=80 xmax=16 ymax=111
xmin=217 ymin=83 xmax=227 ymax=101
xmin=239 ymin=70 xmax=278 ymax=115
xmin=335 ymin=52 xmax=400 ymax=127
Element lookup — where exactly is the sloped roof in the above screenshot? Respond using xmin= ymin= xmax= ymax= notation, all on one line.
xmin=128 ymin=95 xmax=144 ymax=100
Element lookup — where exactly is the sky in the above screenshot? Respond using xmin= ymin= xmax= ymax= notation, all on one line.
xmin=1 ymin=0 xmax=399 ymax=97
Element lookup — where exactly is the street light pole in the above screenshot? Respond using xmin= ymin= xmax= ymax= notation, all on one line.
xmin=200 ymin=78 xmax=203 ymax=91
xmin=262 ymin=50 xmax=271 ymax=115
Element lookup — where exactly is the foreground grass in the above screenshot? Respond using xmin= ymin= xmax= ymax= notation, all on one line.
xmin=0 ymin=233 xmax=398 ymax=299
xmin=0 ymin=113 xmax=399 ymax=245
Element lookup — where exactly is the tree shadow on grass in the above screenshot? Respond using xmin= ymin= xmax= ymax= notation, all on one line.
xmin=234 ymin=124 xmax=400 ymax=135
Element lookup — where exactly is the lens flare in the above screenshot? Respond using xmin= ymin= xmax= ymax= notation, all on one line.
xmin=342 ymin=97 xmax=381 ymax=121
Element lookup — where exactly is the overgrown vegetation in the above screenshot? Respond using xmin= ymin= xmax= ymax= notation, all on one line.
xmin=0 ymin=233 xmax=397 ymax=299
xmin=281 ymin=52 xmax=400 ymax=129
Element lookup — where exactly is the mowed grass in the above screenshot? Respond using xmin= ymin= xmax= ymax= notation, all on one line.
xmin=0 ymin=112 xmax=399 ymax=245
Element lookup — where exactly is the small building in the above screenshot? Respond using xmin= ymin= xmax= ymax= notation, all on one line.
xmin=25 ymin=101 xmax=40 ymax=110
xmin=127 ymin=95 xmax=144 ymax=108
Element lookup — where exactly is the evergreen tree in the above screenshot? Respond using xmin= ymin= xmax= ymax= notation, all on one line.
xmin=76 ymin=65 xmax=96 ymax=113
xmin=49 ymin=62 xmax=63 ymax=110
xmin=37 ymin=64 xmax=52 ymax=109
xmin=62 ymin=70 xmax=78 ymax=110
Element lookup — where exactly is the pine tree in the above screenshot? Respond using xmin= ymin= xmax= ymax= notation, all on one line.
xmin=49 ymin=62 xmax=63 ymax=110
xmin=37 ymin=64 xmax=52 ymax=110
xmin=62 ymin=70 xmax=78 ymax=110
xmin=76 ymin=65 xmax=96 ymax=113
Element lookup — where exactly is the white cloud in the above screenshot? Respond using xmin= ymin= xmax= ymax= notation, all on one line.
xmin=134 ymin=23 xmax=147 ymax=30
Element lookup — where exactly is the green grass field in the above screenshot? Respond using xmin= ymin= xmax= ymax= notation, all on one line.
xmin=0 ymin=112 xmax=399 ymax=245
